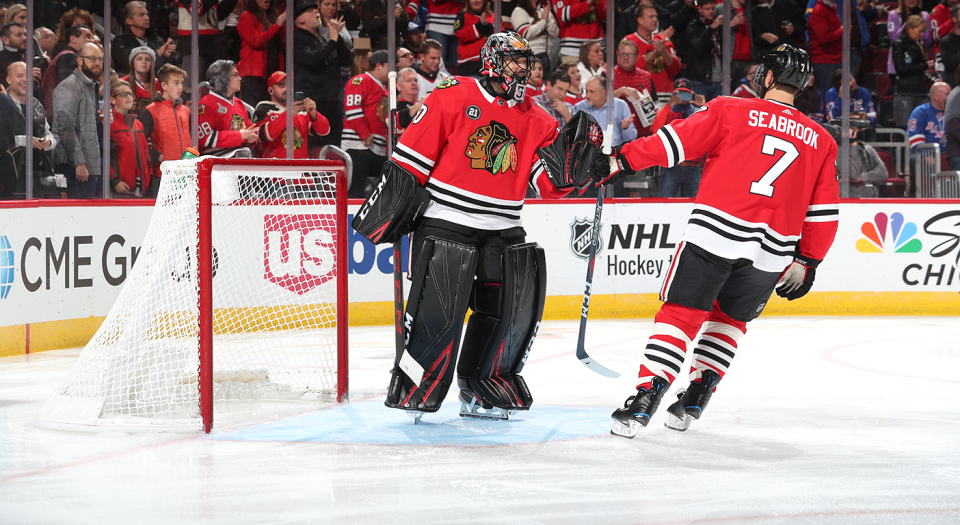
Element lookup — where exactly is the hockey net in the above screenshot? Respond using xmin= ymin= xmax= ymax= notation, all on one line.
xmin=36 ymin=158 xmax=348 ymax=433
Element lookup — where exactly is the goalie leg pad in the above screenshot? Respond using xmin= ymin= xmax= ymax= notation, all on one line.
xmin=384 ymin=236 xmax=478 ymax=413
xmin=351 ymin=160 xmax=430 ymax=245
xmin=457 ymin=243 xmax=547 ymax=411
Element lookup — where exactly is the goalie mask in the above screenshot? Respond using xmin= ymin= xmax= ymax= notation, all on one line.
xmin=481 ymin=32 xmax=536 ymax=102
xmin=754 ymin=44 xmax=812 ymax=98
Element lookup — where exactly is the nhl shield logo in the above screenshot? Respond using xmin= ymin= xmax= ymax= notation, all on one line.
xmin=570 ymin=217 xmax=602 ymax=260
xmin=264 ymin=214 xmax=337 ymax=295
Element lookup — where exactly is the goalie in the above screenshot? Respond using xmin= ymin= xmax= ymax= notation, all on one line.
xmin=353 ymin=33 xmax=608 ymax=421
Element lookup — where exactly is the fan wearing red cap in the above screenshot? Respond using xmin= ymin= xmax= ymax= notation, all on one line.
xmin=252 ymin=71 xmax=331 ymax=159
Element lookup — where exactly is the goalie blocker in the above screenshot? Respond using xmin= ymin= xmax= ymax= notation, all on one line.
xmin=351 ymin=160 xmax=430 ymax=245
xmin=385 ymin=231 xmax=547 ymax=418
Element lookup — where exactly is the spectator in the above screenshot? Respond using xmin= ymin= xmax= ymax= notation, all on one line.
xmin=617 ymin=0 xmax=682 ymax=46
xmin=362 ymin=0 xmax=409 ymax=52
xmin=112 ymin=1 xmax=178 ymax=76
xmin=51 ymin=42 xmax=103 ymax=198
xmin=931 ymin=0 xmax=956 ymax=46
xmin=533 ymin=68 xmax=574 ymax=126
xmin=574 ymin=75 xmax=637 ymax=146
xmin=197 ymin=59 xmax=258 ymax=157
xmin=395 ymin=66 xmax=425 ymax=135
xmin=122 ymin=47 xmax=158 ymax=119
xmin=402 ymin=21 xmax=427 ymax=56
xmin=613 ymin=38 xmax=657 ymax=136
xmin=837 ymin=117 xmax=888 ymax=198
xmin=750 ymin=0 xmax=785 ymax=59
xmin=940 ymin=4 xmax=960 ymax=86
xmin=771 ymin=0 xmax=807 ymax=49
xmin=808 ymin=0 xmax=843 ymax=100
xmin=806 ymin=0 xmax=874 ymax=83
xmin=454 ymin=0 xmax=493 ymax=77
xmin=887 ymin=0 xmax=933 ymax=75
xmin=625 ymin=5 xmax=681 ymax=102
xmin=908 ymin=81 xmax=948 ymax=153
xmin=220 ymin=0 xmax=245 ymax=64
xmin=415 ymin=39 xmax=449 ymax=98
xmin=795 ymin=71 xmax=825 ymax=121
xmin=41 ymin=24 xmax=93 ymax=120
xmin=50 ymin=8 xmax=95 ymax=57
xmin=825 ymin=70 xmax=877 ymax=125
xmin=294 ymin=2 xmax=352 ymax=149
xmin=512 ymin=0 xmax=558 ymax=73
xmin=559 ymin=61 xmax=585 ymax=104
xmin=894 ymin=15 xmax=936 ymax=127
xmin=397 ymin=46 xmax=416 ymax=69
xmin=0 ymin=22 xmax=41 ymax=92
xmin=4 ymin=7 xmax=47 ymax=69
xmin=319 ymin=0 xmax=354 ymax=102
xmin=425 ymin=0 xmax=460 ymax=73
xmin=343 ymin=49 xmax=389 ymax=197
xmin=685 ymin=0 xmax=737 ymax=101
xmin=237 ymin=0 xmax=286 ymax=106
xmin=651 ymin=78 xmax=707 ymax=197
xmin=35 ymin=27 xmax=56 ymax=55
xmin=6 ymin=61 xmax=56 ymax=193
xmin=577 ymin=39 xmax=605 ymax=81
xmin=945 ymin=77 xmax=960 ymax=167
xmin=553 ymin=0 xmax=606 ymax=62
xmin=727 ymin=0 xmax=752 ymax=82
xmin=252 ymin=71 xmax=330 ymax=158
xmin=0 ymin=85 xmax=17 ymax=198
xmin=527 ymin=59 xmax=545 ymax=96
xmin=177 ymin=0 xmax=221 ymax=85
xmin=140 ymin=63 xmax=191 ymax=192
xmin=109 ymin=80 xmax=151 ymax=198
xmin=732 ymin=63 xmax=760 ymax=98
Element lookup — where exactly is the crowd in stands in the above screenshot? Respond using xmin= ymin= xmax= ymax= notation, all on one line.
xmin=0 ymin=0 xmax=957 ymax=200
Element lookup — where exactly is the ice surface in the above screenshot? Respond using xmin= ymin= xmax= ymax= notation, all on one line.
xmin=1 ymin=317 xmax=959 ymax=524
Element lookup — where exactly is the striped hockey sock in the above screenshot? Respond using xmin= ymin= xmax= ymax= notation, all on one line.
xmin=636 ymin=302 xmax=709 ymax=391
xmin=689 ymin=304 xmax=747 ymax=387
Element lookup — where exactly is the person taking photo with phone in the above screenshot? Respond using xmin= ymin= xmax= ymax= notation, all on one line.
xmin=252 ymin=71 xmax=331 ymax=158
xmin=652 ymin=78 xmax=707 ymax=197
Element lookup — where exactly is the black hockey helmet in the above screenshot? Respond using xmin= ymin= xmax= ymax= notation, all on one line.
xmin=480 ymin=32 xmax=536 ymax=102
xmin=754 ymin=44 xmax=812 ymax=97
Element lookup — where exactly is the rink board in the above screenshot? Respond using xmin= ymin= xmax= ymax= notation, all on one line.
xmin=1 ymin=198 xmax=958 ymax=355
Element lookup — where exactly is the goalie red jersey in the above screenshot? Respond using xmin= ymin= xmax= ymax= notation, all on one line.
xmin=620 ymin=96 xmax=839 ymax=272
xmin=390 ymin=77 xmax=572 ymax=230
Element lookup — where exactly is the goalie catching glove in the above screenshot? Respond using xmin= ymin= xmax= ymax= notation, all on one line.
xmin=776 ymin=253 xmax=820 ymax=301
xmin=536 ymin=111 xmax=609 ymax=193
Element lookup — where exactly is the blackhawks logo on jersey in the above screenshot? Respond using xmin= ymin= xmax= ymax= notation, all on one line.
xmin=230 ymin=114 xmax=245 ymax=130
xmin=465 ymin=120 xmax=518 ymax=175
xmin=351 ymin=76 xmax=363 ymax=85
xmin=436 ymin=77 xmax=459 ymax=90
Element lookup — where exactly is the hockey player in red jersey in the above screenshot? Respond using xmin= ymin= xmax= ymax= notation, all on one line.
xmin=352 ymin=33 xmax=608 ymax=422
xmin=602 ymin=45 xmax=840 ymax=437
xmin=197 ymin=60 xmax=259 ymax=157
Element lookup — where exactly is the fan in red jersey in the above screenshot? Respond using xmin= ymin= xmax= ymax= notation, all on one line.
xmin=197 ymin=60 xmax=259 ymax=158
xmin=601 ymin=44 xmax=840 ymax=437
xmin=352 ymin=32 xmax=607 ymax=423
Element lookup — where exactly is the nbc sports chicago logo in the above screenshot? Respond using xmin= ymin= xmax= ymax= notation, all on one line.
xmin=1 ymin=236 xmax=13 ymax=299
xmin=856 ymin=212 xmax=922 ymax=253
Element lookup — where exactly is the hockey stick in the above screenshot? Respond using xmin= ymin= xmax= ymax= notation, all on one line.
xmin=575 ymin=124 xmax=620 ymax=379
xmin=386 ymin=70 xmax=408 ymax=373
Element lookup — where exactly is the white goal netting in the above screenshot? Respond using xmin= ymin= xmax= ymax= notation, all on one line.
xmin=36 ymin=158 xmax=347 ymax=432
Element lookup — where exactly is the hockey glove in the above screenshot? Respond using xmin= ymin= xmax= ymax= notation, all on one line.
xmin=775 ymin=253 xmax=820 ymax=301
xmin=591 ymin=144 xmax=634 ymax=188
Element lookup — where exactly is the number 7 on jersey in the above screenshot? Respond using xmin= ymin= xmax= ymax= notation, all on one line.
xmin=750 ymin=135 xmax=799 ymax=198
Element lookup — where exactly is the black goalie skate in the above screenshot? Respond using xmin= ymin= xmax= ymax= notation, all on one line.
xmin=664 ymin=369 xmax=721 ymax=432
xmin=610 ymin=376 xmax=670 ymax=438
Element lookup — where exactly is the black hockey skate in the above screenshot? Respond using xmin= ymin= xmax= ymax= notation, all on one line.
xmin=664 ymin=369 xmax=721 ymax=432
xmin=456 ymin=375 xmax=533 ymax=421
xmin=610 ymin=376 xmax=670 ymax=438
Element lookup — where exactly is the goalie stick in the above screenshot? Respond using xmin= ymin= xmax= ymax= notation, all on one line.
xmin=575 ymin=123 xmax=620 ymax=378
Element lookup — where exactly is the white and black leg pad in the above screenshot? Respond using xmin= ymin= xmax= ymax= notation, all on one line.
xmin=385 ymin=237 xmax=478 ymax=413
xmin=457 ymin=243 xmax=547 ymax=411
